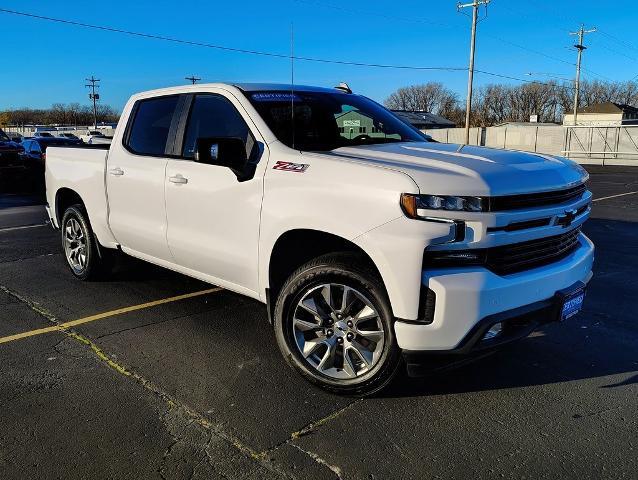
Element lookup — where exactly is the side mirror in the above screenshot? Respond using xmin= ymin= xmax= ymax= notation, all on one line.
xmin=195 ymin=137 xmax=248 ymax=175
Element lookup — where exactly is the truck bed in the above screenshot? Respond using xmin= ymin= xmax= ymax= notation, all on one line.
xmin=45 ymin=145 xmax=113 ymax=245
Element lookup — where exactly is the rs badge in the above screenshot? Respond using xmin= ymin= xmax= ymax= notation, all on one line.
xmin=272 ymin=161 xmax=309 ymax=173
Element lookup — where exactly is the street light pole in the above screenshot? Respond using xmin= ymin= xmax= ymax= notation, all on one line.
xmin=458 ymin=0 xmax=490 ymax=145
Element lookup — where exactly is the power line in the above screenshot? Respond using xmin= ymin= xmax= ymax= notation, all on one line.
xmin=296 ymin=0 xmax=579 ymax=72
xmin=594 ymin=41 xmax=638 ymax=62
xmin=475 ymin=70 xmax=575 ymax=91
xmin=481 ymin=33 xmax=575 ymax=67
xmin=1 ymin=5 xmax=627 ymax=98
xmin=303 ymin=1 xmax=612 ymax=85
xmin=0 ymin=8 xmax=465 ymax=73
xmin=597 ymin=30 xmax=638 ymax=53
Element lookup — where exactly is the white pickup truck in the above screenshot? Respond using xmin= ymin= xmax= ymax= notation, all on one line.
xmin=45 ymin=83 xmax=594 ymax=395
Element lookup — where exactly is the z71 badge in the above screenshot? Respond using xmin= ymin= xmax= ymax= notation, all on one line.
xmin=272 ymin=161 xmax=309 ymax=173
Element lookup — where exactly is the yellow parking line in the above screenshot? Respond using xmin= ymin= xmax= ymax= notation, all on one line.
xmin=0 ymin=287 xmax=223 ymax=345
xmin=593 ymin=191 xmax=638 ymax=203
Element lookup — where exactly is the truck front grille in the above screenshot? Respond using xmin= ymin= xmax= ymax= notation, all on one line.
xmin=488 ymin=184 xmax=587 ymax=211
xmin=424 ymin=227 xmax=583 ymax=275
xmin=485 ymin=228 xmax=582 ymax=274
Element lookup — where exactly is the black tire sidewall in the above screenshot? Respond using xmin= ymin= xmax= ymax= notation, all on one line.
xmin=61 ymin=205 xmax=100 ymax=281
xmin=274 ymin=255 xmax=402 ymax=396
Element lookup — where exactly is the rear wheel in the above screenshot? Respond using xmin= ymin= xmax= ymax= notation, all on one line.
xmin=274 ymin=253 xmax=402 ymax=396
xmin=61 ymin=205 xmax=112 ymax=280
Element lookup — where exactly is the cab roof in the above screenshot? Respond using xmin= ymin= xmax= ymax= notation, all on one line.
xmin=233 ymin=83 xmax=348 ymax=94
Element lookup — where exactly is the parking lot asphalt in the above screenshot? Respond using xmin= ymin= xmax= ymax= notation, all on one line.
xmin=0 ymin=166 xmax=636 ymax=480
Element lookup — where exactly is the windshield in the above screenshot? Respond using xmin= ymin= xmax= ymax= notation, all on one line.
xmin=0 ymin=129 xmax=10 ymax=142
xmin=246 ymin=90 xmax=427 ymax=151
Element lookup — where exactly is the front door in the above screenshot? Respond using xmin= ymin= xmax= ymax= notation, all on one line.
xmin=165 ymin=92 xmax=265 ymax=294
xmin=106 ymin=94 xmax=180 ymax=261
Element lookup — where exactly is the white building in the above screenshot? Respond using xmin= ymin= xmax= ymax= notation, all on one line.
xmin=563 ymin=102 xmax=638 ymax=126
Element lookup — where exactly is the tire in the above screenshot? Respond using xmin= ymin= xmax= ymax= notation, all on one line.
xmin=60 ymin=204 xmax=112 ymax=280
xmin=274 ymin=253 xmax=402 ymax=396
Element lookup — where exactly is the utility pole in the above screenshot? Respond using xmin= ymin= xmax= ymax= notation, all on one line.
xmin=569 ymin=25 xmax=596 ymax=126
xmin=185 ymin=75 xmax=201 ymax=85
xmin=458 ymin=0 xmax=489 ymax=145
xmin=85 ymin=76 xmax=100 ymax=130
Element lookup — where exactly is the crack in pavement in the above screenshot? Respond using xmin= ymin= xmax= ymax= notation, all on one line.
xmin=2 ymin=284 xmax=354 ymax=479
xmin=0 ymin=253 xmax=58 ymax=266
xmin=259 ymin=401 xmax=362 ymax=479
xmin=0 ymin=285 xmax=291 ymax=479
xmin=289 ymin=444 xmax=343 ymax=480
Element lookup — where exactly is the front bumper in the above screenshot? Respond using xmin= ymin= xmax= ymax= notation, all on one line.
xmin=402 ymin=281 xmax=586 ymax=376
xmin=394 ymin=233 xmax=594 ymax=351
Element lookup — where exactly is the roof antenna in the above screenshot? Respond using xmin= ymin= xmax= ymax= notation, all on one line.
xmin=290 ymin=22 xmax=296 ymax=150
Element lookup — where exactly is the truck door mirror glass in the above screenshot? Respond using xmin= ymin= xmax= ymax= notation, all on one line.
xmin=195 ymin=137 xmax=248 ymax=176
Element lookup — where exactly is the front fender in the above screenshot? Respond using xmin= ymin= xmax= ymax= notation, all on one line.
xmin=258 ymin=145 xmax=419 ymax=304
xmin=353 ymin=216 xmax=456 ymax=320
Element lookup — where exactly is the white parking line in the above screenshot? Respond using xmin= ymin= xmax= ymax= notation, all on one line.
xmin=593 ymin=191 xmax=638 ymax=203
xmin=0 ymin=223 xmax=48 ymax=233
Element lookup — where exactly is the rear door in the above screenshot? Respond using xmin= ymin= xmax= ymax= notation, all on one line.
xmin=164 ymin=92 xmax=266 ymax=294
xmin=106 ymin=94 xmax=181 ymax=261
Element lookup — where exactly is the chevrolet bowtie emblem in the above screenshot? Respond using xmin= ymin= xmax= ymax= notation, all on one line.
xmin=557 ymin=209 xmax=578 ymax=228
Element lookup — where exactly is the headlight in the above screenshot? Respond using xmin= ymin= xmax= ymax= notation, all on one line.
xmin=400 ymin=193 xmax=486 ymax=218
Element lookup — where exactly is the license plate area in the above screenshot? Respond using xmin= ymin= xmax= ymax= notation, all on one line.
xmin=555 ymin=282 xmax=586 ymax=322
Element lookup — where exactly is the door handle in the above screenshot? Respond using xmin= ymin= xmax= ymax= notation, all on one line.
xmin=109 ymin=167 xmax=124 ymax=176
xmin=169 ymin=174 xmax=188 ymax=185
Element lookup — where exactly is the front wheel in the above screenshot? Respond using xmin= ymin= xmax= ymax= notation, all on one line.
xmin=61 ymin=205 xmax=112 ymax=280
xmin=274 ymin=253 xmax=402 ymax=396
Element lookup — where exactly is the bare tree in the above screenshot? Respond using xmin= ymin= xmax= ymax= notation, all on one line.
xmin=0 ymin=103 xmax=120 ymax=126
xmin=387 ymin=79 xmax=638 ymax=127
xmin=385 ymin=83 xmax=459 ymax=115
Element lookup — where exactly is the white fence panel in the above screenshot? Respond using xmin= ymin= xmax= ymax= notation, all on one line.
xmin=425 ymin=124 xmax=638 ymax=165
xmin=425 ymin=127 xmax=480 ymax=145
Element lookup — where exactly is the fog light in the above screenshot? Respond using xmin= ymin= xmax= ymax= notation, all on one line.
xmin=483 ymin=322 xmax=503 ymax=340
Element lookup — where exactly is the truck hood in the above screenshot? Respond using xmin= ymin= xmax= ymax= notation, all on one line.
xmin=328 ymin=142 xmax=588 ymax=196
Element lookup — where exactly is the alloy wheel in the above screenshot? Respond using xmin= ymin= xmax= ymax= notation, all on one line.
xmin=64 ymin=217 xmax=87 ymax=273
xmin=292 ymin=283 xmax=386 ymax=380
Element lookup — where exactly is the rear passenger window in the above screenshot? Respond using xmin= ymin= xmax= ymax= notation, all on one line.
xmin=126 ymin=96 xmax=179 ymax=156
xmin=182 ymin=95 xmax=251 ymax=159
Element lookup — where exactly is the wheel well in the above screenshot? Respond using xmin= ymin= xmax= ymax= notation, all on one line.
xmin=55 ymin=188 xmax=84 ymax=224
xmin=268 ymin=229 xmax=382 ymax=306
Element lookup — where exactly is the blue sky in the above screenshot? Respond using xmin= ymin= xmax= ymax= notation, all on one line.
xmin=0 ymin=0 xmax=636 ymax=111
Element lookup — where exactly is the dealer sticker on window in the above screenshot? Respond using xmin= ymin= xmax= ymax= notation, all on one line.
xmin=252 ymin=92 xmax=302 ymax=102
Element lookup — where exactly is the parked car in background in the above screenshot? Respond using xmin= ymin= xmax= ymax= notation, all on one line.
xmin=87 ymin=135 xmax=112 ymax=145
xmin=57 ymin=132 xmax=81 ymax=140
xmin=0 ymin=128 xmax=26 ymax=186
xmin=20 ymin=137 xmax=82 ymax=191
xmin=80 ymin=130 xmax=105 ymax=143
xmin=34 ymin=132 xmax=55 ymax=138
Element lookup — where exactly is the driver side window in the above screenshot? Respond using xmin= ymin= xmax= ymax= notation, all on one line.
xmin=182 ymin=94 xmax=252 ymax=159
